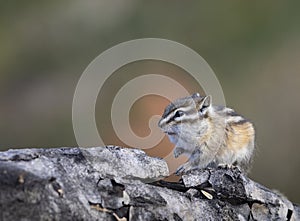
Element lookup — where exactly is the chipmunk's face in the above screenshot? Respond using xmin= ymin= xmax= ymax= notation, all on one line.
xmin=158 ymin=93 xmax=212 ymax=146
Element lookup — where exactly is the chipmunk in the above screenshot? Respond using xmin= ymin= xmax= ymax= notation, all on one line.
xmin=158 ymin=93 xmax=255 ymax=175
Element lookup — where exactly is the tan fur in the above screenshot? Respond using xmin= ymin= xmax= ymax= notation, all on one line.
xmin=226 ymin=122 xmax=254 ymax=152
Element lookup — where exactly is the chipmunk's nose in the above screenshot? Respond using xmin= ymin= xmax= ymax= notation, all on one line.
xmin=158 ymin=116 xmax=166 ymax=129
xmin=158 ymin=118 xmax=163 ymax=128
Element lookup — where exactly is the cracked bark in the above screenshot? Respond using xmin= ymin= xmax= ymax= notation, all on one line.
xmin=0 ymin=146 xmax=299 ymax=221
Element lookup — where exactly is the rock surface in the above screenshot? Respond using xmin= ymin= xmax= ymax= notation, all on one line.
xmin=0 ymin=146 xmax=299 ymax=221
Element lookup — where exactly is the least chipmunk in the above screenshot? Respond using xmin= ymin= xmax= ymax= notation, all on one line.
xmin=158 ymin=93 xmax=255 ymax=175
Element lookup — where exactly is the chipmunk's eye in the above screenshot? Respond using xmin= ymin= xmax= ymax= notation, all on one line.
xmin=174 ymin=110 xmax=185 ymax=119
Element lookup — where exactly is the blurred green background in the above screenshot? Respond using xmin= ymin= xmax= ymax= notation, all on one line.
xmin=0 ymin=1 xmax=299 ymax=203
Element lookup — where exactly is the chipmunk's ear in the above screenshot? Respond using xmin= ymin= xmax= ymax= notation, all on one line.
xmin=199 ymin=95 xmax=211 ymax=114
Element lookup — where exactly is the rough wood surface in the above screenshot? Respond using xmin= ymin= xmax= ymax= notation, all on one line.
xmin=0 ymin=146 xmax=299 ymax=221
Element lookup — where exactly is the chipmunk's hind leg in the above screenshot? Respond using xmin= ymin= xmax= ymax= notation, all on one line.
xmin=175 ymin=148 xmax=202 ymax=175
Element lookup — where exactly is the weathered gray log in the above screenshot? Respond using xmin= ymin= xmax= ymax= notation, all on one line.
xmin=0 ymin=146 xmax=299 ymax=221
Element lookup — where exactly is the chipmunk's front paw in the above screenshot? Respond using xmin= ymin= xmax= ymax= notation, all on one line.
xmin=175 ymin=162 xmax=193 ymax=175
xmin=173 ymin=147 xmax=184 ymax=158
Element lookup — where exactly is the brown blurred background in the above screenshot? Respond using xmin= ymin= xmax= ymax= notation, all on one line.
xmin=0 ymin=1 xmax=299 ymax=203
